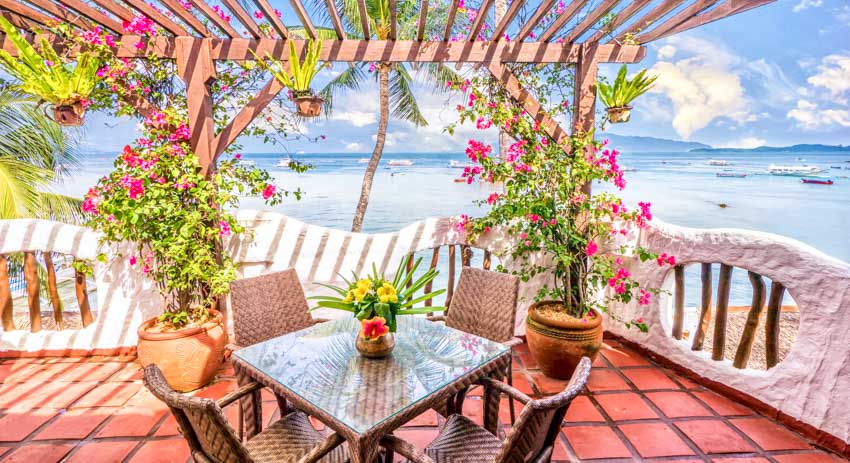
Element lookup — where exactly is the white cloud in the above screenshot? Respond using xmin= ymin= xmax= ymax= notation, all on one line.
xmin=648 ymin=36 xmax=749 ymax=139
xmin=786 ymin=99 xmax=850 ymax=129
xmin=793 ymin=0 xmax=822 ymax=12
xmin=718 ymin=136 xmax=766 ymax=149
xmin=342 ymin=140 xmax=366 ymax=151
xmin=657 ymin=45 xmax=676 ymax=60
xmin=806 ymin=54 xmax=850 ymax=101
xmin=335 ymin=110 xmax=378 ymax=127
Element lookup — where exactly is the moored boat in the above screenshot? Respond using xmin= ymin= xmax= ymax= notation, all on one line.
xmin=275 ymin=157 xmax=293 ymax=167
xmin=708 ymin=159 xmax=731 ymax=166
xmin=717 ymin=173 xmax=747 ymax=178
xmin=768 ymin=164 xmax=823 ymax=176
xmin=388 ymin=159 xmax=413 ymax=167
xmin=801 ymin=178 xmax=833 ymax=185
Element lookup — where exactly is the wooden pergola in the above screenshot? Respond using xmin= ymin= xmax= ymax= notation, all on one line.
xmin=0 ymin=0 xmax=774 ymax=173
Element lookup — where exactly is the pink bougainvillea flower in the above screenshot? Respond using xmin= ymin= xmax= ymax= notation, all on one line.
xmin=638 ymin=289 xmax=651 ymax=305
xmin=656 ymin=253 xmax=676 ymax=267
xmin=129 ymin=256 xmax=137 ymax=266
xmin=585 ymin=241 xmax=598 ymax=256
xmin=475 ymin=118 xmax=492 ymax=130
xmin=253 ymin=10 xmax=264 ymax=19
xmin=234 ymin=153 xmax=242 ymax=159
xmin=455 ymin=214 xmax=470 ymax=233
xmin=262 ymin=184 xmax=277 ymax=200
xmin=361 ymin=317 xmax=389 ymax=340
xmin=219 ymin=220 xmax=232 ymax=237
xmin=486 ymin=192 xmax=500 ymax=205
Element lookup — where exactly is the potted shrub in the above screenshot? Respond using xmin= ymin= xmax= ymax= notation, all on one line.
xmin=448 ymin=77 xmax=674 ymax=379
xmin=309 ymin=256 xmax=446 ymax=358
xmin=597 ymin=65 xmax=657 ymax=124
xmin=0 ymin=17 xmax=111 ymax=126
xmin=253 ymin=40 xmax=327 ymax=117
xmin=82 ymin=109 xmax=287 ymax=391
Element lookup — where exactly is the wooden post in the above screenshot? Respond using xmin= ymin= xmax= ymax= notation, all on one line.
xmin=75 ymin=269 xmax=94 ymax=327
xmin=483 ymin=250 xmax=491 ymax=270
xmin=176 ymin=37 xmax=217 ymax=176
xmin=733 ymin=271 xmax=766 ymax=368
xmin=23 ymin=251 xmax=41 ymax=333
xmin=0 ymin=254 xmax=13 ymax=331
xmin=764 ymin=281 xmax=784 ymax=369
xmin=672 ymin=264 xmax=685 ymax=339
xmin=691 ymin=263 xmax=712 ymax=350
xmin=461 ymin=245 xmax=472 ymax=267
xmin=43 ymin=252 xmax=64 ymax=330
xmin=446 ymin=245 xmax=456 ymax=309
xmin=572 ymin=42 xmax=600 ymax=195
xmin=712 ymin=264 xmax=732 ymax=361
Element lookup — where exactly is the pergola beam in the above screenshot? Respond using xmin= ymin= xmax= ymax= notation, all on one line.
xmin=468 ymin=0 xmax=494 ymax=41
xmin=254 ymin=0 xmax=291 ymax=39
xmin=357 ymin=0 xmax=371 ymax=39
xmin=389 ymin=0 xmax=397 ymax=40
xmin=19 ymin=0 xmax=96 ymax=29
xmin=537 ymin=0 xmax=589 ymax=42
xmin=490 ymin=0 xmax=525 ymax=41
xmin=610 ymin=0 xmax=685 ymax=43
xmin=560 ymin=0 xmax=622 ymax=44
xmin=122 ymin=0 xmax=190 ymax=36
xmin=0 ymin=0 xmax=56 ymax=28
xmin=159 ymin=0 xmax=213 ymax=37
xmin=324 ymin=0 xmax=346 ymax=39
xmin=212 ymin=77 xmax=286 ymax=161
xmin=651 ymin=0 xmax=776 ymax=41
xmin=221 ymin=0 xmax=263 ymax=39
xmin=516 ymin=0 xmax=556 ymax=42
xmin=50 ymin=0 xmax=124 ymax=33
xmin=89 ymin=0 xmax=136 ymax=23
xmin=176 ymin=37 xmax=217 ymax=175
xmin=189 ymin=0 xmax=242 ymax=38
xmin=288 ymin=0 xmax=317 ymax=39
xmin=635 ymin=0 xmax=720 ymax=43
xmin=443 ymin=0 xmax=459 ymax=41
xmin=586 ymin=0 xmax=652 ymax=43
xmin=416 ymin=0 xmax=428 ymax=40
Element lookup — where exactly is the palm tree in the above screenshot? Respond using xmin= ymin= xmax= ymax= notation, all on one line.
xmin=315 ymin=0 xmax=460 ymax=232
xmin=0 ymin=89 xmax=81 ymax=221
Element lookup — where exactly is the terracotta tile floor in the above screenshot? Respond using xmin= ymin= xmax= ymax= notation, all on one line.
xmin=0 ymin=341 xmax=847 ymax=463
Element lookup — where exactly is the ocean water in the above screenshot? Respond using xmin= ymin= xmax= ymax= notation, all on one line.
xmin=59 ymin=150 xmax=850 ymax=306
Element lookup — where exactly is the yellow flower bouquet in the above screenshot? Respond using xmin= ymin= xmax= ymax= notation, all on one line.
xmin=309 ymin=256 xmax=446 ymax=336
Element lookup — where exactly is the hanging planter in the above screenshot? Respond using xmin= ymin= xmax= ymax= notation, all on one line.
xmin=605 ymin=106 xmax=632 ymax=124
xmin=0 ymin=16 xmax=107 ymax=128
xmin=51 ymin=102 xmax=86 ymax=126
xmin=598 ymin=65 xmax=657 ymax=125
xmin=292 ymin=92 xmax=324 ymax=118
xmin=253 ymin=39 xmax=327 ymax=118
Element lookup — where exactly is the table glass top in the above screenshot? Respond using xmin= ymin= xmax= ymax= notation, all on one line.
xmin=233 ymin=316 xmax=509 ymax=433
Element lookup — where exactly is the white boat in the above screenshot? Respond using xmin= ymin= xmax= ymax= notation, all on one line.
xmin=708 ymin=159 xmax=731 ymax=166
xmin=449 ymin=160 xmax=473 ymax=168
xmin=275 ymin=157 xmax=293 ymax=167
xmin=358 ymin=158 xmax=370 ymax=163
xmin=388 ymin=159 xmax=413 ymax=167
xmin=237 ymin=159 xmax=255 ymax=167
xmin=767 ymin=164 xmax=824 ymax=176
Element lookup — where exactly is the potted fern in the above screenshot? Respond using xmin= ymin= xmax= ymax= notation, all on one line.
xmin=0 ymin=17 xmax=110 ymax=126
xmin=597 ymin=65 xmax=657 ymax=124
xmin=253 ymin=40 xmax=326 ymax=117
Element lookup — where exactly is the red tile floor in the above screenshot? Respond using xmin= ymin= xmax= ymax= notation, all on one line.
xmin=0 ymin=340 xmax=847 ymax=462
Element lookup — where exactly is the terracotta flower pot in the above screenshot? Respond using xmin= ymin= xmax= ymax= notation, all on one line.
xmin=52 ymin=103 xmax=86 ymax=126
xmin=606 ymin=106 xmax=632 ymax=124
xmin=137 ymin=309 xmax=227 ymax=392
xmin=294 ymin=95 xmax=324 ymax=117
xmin=525 ymin=301 xmax=603 ymax=379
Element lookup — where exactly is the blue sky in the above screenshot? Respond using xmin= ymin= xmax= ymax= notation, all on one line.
xmin=83 ymin=0 xmax=850 ymax=153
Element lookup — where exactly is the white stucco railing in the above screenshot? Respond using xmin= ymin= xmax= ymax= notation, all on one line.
xmin=2 ymin=211 xmax=849 ymax=447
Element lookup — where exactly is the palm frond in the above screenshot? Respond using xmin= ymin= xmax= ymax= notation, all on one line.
xmin=317 ymin=63 xmax=368 ymax=115
xmin=388 ymin=65 xmax=427 ymax=126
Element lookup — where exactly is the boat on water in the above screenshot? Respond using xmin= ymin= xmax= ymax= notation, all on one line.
xmin=388 ymin=159 xmax=413 ymax=167
xmin=358 ymin=158 xmax=369 ymax=163
xmin=767 ymin=164 xmax=823 ymax=176
xmin=237 ymin=159 xmax=255 ymax=167
xmin=275 ymin=157 xmax=293 ymax=167
xmin=802 ymin=178 xmax=833 ymax=185
xmin=453 ymin=178 xmax=467 ymax=183
xmin=708 ymin=159 xmax=731 ymax=166
xmin=717 ymin=173 xmax=747 ymax=178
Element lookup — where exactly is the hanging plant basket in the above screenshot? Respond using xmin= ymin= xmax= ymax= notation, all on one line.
xmin=51 ymin=102 xmax=86 ymax=126
xmin=293 ymin=95 xmax=324 ymax=118
xmin=605 ymin=106 xmax=632 ymax=124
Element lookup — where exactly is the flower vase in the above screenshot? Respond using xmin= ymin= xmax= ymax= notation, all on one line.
xmin=355 ymin=332 xmax=395 ymax=359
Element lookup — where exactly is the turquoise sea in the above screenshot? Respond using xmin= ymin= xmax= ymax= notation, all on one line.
xmin=61 ymin=150 xmax=850 ymax=306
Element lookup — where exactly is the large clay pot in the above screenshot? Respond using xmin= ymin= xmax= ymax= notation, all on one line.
xmin=294 ymin=95 xmax=324 ymax=117
xmin=137 ymin=309 xmax=227 ymax=392
xmin=525 ymin=301 xmax=603 ymax=380
xmin=52 ymin=103 xmax=86 ymax=126
xmin=606 ymin=106 xmax=632 ymax=124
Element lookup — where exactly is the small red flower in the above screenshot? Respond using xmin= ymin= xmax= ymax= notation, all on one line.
xmin=361 ymin=317 xmax=389 ymax=340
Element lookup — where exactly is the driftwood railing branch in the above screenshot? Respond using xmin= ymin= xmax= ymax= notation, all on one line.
xmin=0 ymin=252 xmax=95 ymax=333
xmin=672 ymin=262 xmax=789 ymax=370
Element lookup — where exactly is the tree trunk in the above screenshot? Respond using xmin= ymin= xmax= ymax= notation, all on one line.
xmin=351 ymin=64 xmax=390 ymax=232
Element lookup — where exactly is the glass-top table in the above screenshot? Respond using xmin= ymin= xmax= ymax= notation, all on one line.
xmin=231 ymin=316 xmax=511 ymax=463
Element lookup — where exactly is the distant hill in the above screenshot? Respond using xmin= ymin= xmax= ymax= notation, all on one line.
xmin=691 ymin=144 xmax=850 ymax=153
xmin=603 ymin=134 xmax=712 ymax=152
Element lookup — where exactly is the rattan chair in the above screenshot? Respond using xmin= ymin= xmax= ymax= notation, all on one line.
xmin=429 ymin=266 xmax=522 ymax=421
xmin=143 ymin=364 xmax=348 ymax=463
xmin=229 ymin=268 xmax=320 ymax=348
xmin=380 ymin=357 xmax=591 ymax=463
xmin=229 ymin=269 xmax=330 ymax=437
